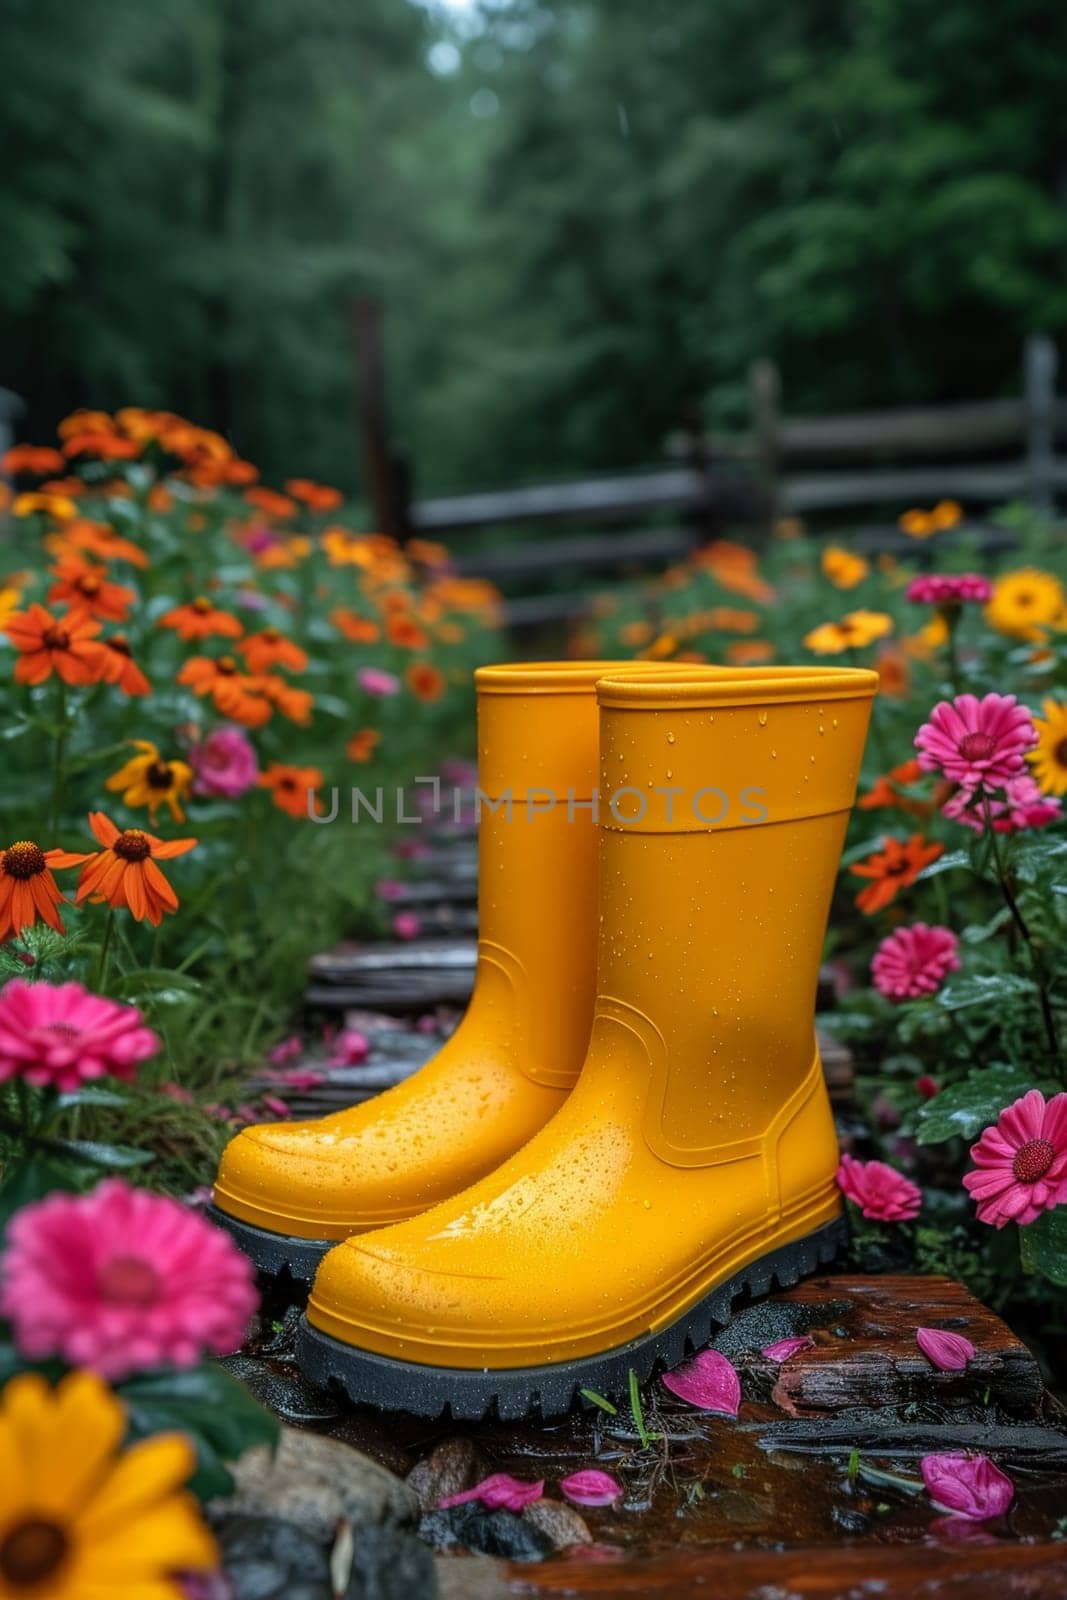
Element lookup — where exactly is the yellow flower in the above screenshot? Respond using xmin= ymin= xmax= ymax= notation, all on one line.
xmin=106 ymin=739 xmax=193 ymax=823
xmin=1029 ymin=699 xmax=1067 ymax=796
xmin=985 ymin=568 xmax=1066 ymax=642
xmin=0 ymin=1369 xmax=217 ymax=1599
xmin=821 ymin=545 xmax=869 ymax=590
xmin=898 ymin=500 xmax=962 ymax=538
xmin=804 ymin=610 xmax=893 ymax=654
xmin=12 ymin=493 xmax=77 ymax=522
xmin=903 ymin=614 xmax=949 ymax=660
xmin=0 ymin=588 xmax=20 ymax=628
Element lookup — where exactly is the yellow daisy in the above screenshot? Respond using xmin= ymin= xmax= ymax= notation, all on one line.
xmin=106 ymin=740 xmax=194 ymax=823
xmin=985 ymin=568 xmax=1066 ymax=642
xmin=0 ymin=1370 xmax=216 ymax=1600
xmin=1029 ymin=699 xmax=1067 ymax=796
xmin=821 ymin=545 xmax=869 ymax=590
xmin=803 ymin=610 xmax=893 ymax=654
xmin=0 ymin=588 xmax=21 ymax=628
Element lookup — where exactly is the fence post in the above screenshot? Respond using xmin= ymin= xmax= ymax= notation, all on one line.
xmin=1023 ymin=334 xmax=1057 ymax=513
xmin=350 ymin=297 xmax=412 ymax=544
xmin=749 ymin=358 xmax=782 ymax=539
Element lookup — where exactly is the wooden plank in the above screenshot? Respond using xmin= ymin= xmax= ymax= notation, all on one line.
xmin=781 ymin=457 xmax=1067 ymax=514
xmin=411 ymin=468 xmax=708 ymax=532
xmin=453 ymin=526 xmax=696 ymax=581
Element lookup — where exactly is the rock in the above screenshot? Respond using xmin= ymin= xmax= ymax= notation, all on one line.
xmin=179 ymin=1574 xmax=234 ymax=1600
xmin=405 ymin=1438 xmax=491 ymax=1512
xmin=221 ymin=1355 xmax=341 ymax=1424
xmin=523 ymin=1498 xmax=593 ymax=1550
xmin=434 ymin=1556 xmax=512 ymax=1600
xmin=224 ymin=1427 xmax=419 ymax=1540
xmin=341 ymin=1525 xmax=438 ymax=1599
xmin=213 ymin=1514 xmax=332 ymax=1600
xmin=418 ymin=1505 xmax=554 ymax=1562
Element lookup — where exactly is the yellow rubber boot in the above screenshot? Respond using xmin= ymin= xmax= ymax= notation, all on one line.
xmin=298 ymin=665 xmax=876 ymax=1414
xmin=210 ymin=661 xmax=687 ymax=1278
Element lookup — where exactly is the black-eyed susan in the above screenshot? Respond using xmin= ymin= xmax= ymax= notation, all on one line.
xmin=0 ymin=1369 xmax=217 ymax=1598
xmin=2 ymin=604 xmax=108 ymax=687
xmin=0 ymin=838 xmax=80 ymax=943
xmin=47 ymin=553 xmax=135 ymax=623
xmin=985 ymin=568 xmax=1066 ymax=642
xmin=1029 ymin=699 xmax=1067 ymax=796
xmin=803 ymin=610 xmax=893 ymax=654
xmin=65 ymin=812 xmax=196 ymax=926
xmin=259 ymin=762 xmax=324 ymax=818
xmin=238 ymin=626 xmax=308 ymax=674
xmin=98 ymin=633 xmax=151 ymax=696
xmin=106 ymin=741 xmax=193 ymax=823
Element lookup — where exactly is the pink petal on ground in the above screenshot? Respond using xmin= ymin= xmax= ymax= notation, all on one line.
xmin=559 ymin=1470 xmax=623 ymax=1508
xmin=661 ymin=1349 xmax=741 ymax=1415
xmin=439 ymin=1473 xmax=544 ymax=1514
xmin=761 ymin=1335 xmax=815 ymax=1363
xmin=916 ymin=1327 xmax=975 ymax=1371
xmin=921 ymin=1453 xmax=1013 ymax=1521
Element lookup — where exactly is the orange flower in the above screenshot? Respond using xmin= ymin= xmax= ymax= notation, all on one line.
xmin=725 ymin=638 xmax=776 ymax=665
xmin=406 ymin=662 xmax=446 ymax=702
xmin=330 ymin=607 xmax=380 ymax=643
xmin=804 ymin=611 xmax=893 ymax=654
xmin=0 ymin=838 xmax=79 ymax=942
xmin=322 ymin=528 xmax=372 ymax=567
xmin=850 ymin=834 xmax=944 ymax=914
xmin=3 ymin=604 xmax=108 ymax=687
xmin=58 ymin=409 xmax=113 ymax=439
xmin=386 ymin=614 xmax=430 ymax=650
xmin=238 ymin=627 xmax=308 ymax=674
xmin=285 ymin=478 xmax=343 ymax=512
xmin=63 ymin=812 xmax=196 ymax=926
xmin=47 ymin=553 xmax=135 ymax=623
xmin=691 ymin=539 xmax=777 ymax=603
xmin=406 ymin=538 xmax=450 ymax=568
xmin=858 ymin=760 xmax=924 ymax=812
xmin=13 ymin=492 xmax=77 ymax=521
xmin=425 ymin=576 xmax=501 ymax=618
xmin=257 ymin=674 xmax=314 ymax=724
xmin=54 ymin=519 xmax=150 ymax=569
xmin=159 ymin=597 xmax=243 ymax=642
xmin=99 ymin=633 xmax=151 ymax=696
xmin=177 ymin=655 xmax=271 ymax=727
xmin=62 ymin=430 xmax=140 ymax=461
xmin=259 ymin=762 xmax=324 ymax=819
xmin=876 ymin=641 xmax=911 ymax=700
xmin=620 ymin=620 xmax=653 ymax=648
xmin=243 ymin=486 xmax=297 ymax=520
xmin=2 ymin=445 xmax=66 ymax=477
xmin=346 ymin=728 xmax=381 ymax=763
xmin=225 ymin=458 xmax=259 ymax=486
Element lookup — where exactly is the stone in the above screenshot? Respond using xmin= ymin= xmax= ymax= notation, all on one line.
xmin=418 ymin=1505 xmax=555 ymax=1562
xmin=434 ymin=1556 xmax=512 ymax=1600
xmin=341 ymin=1525 xmax=439 ymax=1599
xmin=405 ymin=1438 xmax=491 ymax=1513
xmin=213 ymin=1514 xmax=332 ymax=1600
xmin=221 ymin=1355 xmax=341 ymax=1424
xmin=523 ymin=1498 xmax=593 ymax=1550
xmin=224 ymin=1426 xmax=419 ymax=1540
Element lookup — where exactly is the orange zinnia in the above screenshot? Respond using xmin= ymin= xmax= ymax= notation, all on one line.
xmin=406 ymin=662 xmax=446 ymax=703
xmin=285 ymin=478 xmax=343 ymax=512
xmin=330 ymin=607 xmax=380 ymax=643
xmin=2 ymin=445 xmax=66 ymax=477
xmin=243 ymin=486 xmax=297 ymax=520
xmin=48 ymin=553 xmax=135 ymax=623
xmin=64 ymin=813 xmax=196 ymax=926
xmin=259 ymin=763 xmax=324 ymax=819
xmin=62 ymin=430 xmax=140 ymax=461
xmin=850 ymin=834 xmax=944 ymax=914
xmin=386 ymin=615 xmax=430 ymax=650
xmin=159 ymin=597 xmax=243 ymax=642
xmin=177 ymin=656 xmax=271 ymax=727
xmin=346 ymin=728 xmax=381 ymax=763
xmin=3 ymin=604 xmax=108 ymax=687
xmin=725 ymin=638 xmax=775 ymax=665
xmin=257 ymin=674 xmax=314 ymax=725
xmin=54 ymin=519 xmax=150 ymax=569
xmin=99 ymin=633 xmax=152 ymax=696
xmin=0 ymin=838 xmax=80 ymax=941
xmin=239 ymin=627 xmax=308 ymax=674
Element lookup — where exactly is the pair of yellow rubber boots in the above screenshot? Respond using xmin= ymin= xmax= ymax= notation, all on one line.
xmin=211 ymin=660 xmax=875 ymax=1417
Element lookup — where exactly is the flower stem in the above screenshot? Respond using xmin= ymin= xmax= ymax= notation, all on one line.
xmin=50 ymin=680 xmax=68 ymax=836
xmin=985 ymin=798 xmax=1062 ymax=1073
xmin=94 ymin=908 xmax=116 ymax=993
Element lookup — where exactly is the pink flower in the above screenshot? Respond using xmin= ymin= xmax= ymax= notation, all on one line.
xmin=559 ymin=1470 xmax=623 ymax=1507
xmin=915 ymin=693 xmax=1037 ymax=788
xmin=392 ymin=912 xmax=421 ymax=940
xmin=962 ymin=1089 xmax=1067 ymax=1228
xmin=917 ymin=1075 xmax=940 ymax=1099
xmin=375 ymin=879 xmax=405 ymax=901
xmin=267 ymin=1034 xmax=303 ymax=1066
xmin=267 ymin=1066 xmax=325 ymax=1090
xmin=836 ymin=1152 xmax=922 ymax=1221
xmin=0 ymin=1179 xmax=258 ymax=1379
xmin=0 ymin=979 xmax=159 ymax=1091
xmin=358 ymin=666 xmax=400 ymax=698
xmin=906 ymin=574 xmax=992 ymax=605
xmin=439 ymin=1474 xmax=544 ymax=1514
xmin=920 ymin=1453 xmax=1014 ymax=1521
xmin=661 ymin=1349 xmax=740 ymax=1414
xmin=871 ymin=924 xmax=960 ymax=1001
xmin=329 ymin=1028 xmax=370 ymax=1066
xmin=190 ymin=726 xmax=260 ymax=799
xmin=259 ymin=1093 xmax=290 ymax=1118
xmin=916 ymin=1327 xmax=975 ymax=1370
xmin=942 ymin=774 xmax=1061 ymax=834
xmin=761 ymin=1335 xmax=815 ymax=1362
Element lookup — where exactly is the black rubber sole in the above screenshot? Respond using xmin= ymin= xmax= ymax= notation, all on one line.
xmin=294 ymin=1215 xmax=847 ymax=1420
xmin=206 ymin=1204 xmax=333 ymax=1283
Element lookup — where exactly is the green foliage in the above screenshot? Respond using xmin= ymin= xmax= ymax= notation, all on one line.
xmin=120 ymin=1362 xmax=280 ymax=1500
xmin=916 ymin=1064 xmax=1060 ymax=1146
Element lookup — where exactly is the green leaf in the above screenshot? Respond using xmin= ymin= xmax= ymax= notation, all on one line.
xmin=1022 ymin=1207 xmax=1067 ymax=1287
xmin=0 ymin=1155 xmax=90 ymax=1237
xmin=936 ymin=973 xmax=1037 ymax=1012
xmin=916 ymin=1064 xmax=1059 ymax=1146
xmin=119 ymin=1363 xmax=279 ymax=1501
xmin=55 ymin=1086 xmax=132 ymax=1111
xmin=917 ymin=850 xmax=972 ymax=880
xmin=48 ymin=1138 xmax=155 ymax=1170
xmin=580 ymin=1387 xmax=618 ymax=1415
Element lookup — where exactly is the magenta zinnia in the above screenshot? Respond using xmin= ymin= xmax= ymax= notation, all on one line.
xmin=914 ymin=693 xmax=1037 ymax=788
xmin=836 ymin=1152 xmax=922 ymax=1221
xmin=0 ymin=978 xmax=160 ymax=1090
xmin=871 ymin=924 xmax=960 ymax=1001
xmin=0 ymin=1178 xmax=258 ymax=1379
xmin=962 ymin=1089 xmax=1067 ymax=1228
xmin=906 ymin=574 xmax=992 ymax=605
